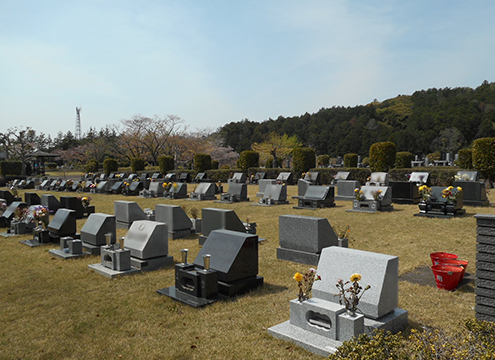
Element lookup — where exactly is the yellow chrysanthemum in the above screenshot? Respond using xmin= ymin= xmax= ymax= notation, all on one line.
xmin=293 ymin=272 xmax=303 ymax=282
xmin=448 ymin=186 xmax=453 ymax=190
xmin=457 ymin=186 xmax=462 ymax=192
xmin=350 ymin=273 xmax=361 ymax=282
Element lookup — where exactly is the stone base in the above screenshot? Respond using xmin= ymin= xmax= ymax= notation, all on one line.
xmin=19 ymin=239 xmax=49 ymax=247
xmin=464 ymin=199 xmax=490 ymax=207
xmin=346 ymin=203 xmax=394 ymax=213
xmin=130 ymin=255 xmax=174 ymax=271
xmin=334 ymin=195 xmax=355 ymax=201
xmin=88 ymin=263 xmax=141 ymax=278
xmin=414 ymin=210 xmax=466 ymax=219
xmin=251 ymin=200 xmax=289 ymax=206
xmin=268 ymin=306 xmax=408 ymax=357
xmin=82 ymin=242 xmax=102 ymax=255
xmin=218 ymin=275 xmax=263 ymax=297
xmin=268 ymin=321 xmax=342 ymax=357
xmin=156 ymin=286 xmax=222 ymax=308
xmin=169 ymin=229 xmax=193 ymax=240
xmin=392 ymin=197 xmax=420 ymax=204
xmin=277 ymin=247 xmax=320 ymax=266
xmin=49 ymin=248 xmax=91 ymax=259
xmin=116 ymin=221 xmax=131 ymax=230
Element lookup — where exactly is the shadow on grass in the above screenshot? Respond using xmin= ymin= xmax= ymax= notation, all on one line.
xmin=399 ymin=265 xmax=474 ymax=293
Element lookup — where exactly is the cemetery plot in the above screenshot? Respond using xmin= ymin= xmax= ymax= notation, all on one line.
xmin=217 ymin=183 xmax=249 ymax=203
xmin=253 ymin=184 xmax=289 ymax=206
xmin=227 ymin=172 xmax=247 ymax=184
xmin=268 ymin=247 xmax=408 ymax=357
xmin=293 ymin=185 xmax=335 ymax=209
xmin=157 ymin=229 xmax=263 ymax=307
xmin=414 ymin=186 xmax=465 ymax=218
xmin=453 ymin=171 xmax=489 ymax=207
xmin=88 ymin=220 xmax=173 ymax=278
xmin=189 ymin=183 xmax=217 ymax=201
xmin=256 ymin=179 xmax=277 ymax=198
xmin=389 ymin=172 xmax=430 ymax=204
xmin=21 ymin=208 xmax=77 ymax=247
xmin=164 ymin=182 xmax=188 ymax=199
xmin=347 ymin=186 xmax=393 ymax=213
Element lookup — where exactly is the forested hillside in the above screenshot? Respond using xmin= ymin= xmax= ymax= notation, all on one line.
xmin=219 ymin=81 xmax=495 ymax=157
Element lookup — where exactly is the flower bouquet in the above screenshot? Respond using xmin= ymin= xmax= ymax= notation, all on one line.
xmin=294 ymin=268 xmax=321 ymax=302
xmin=442 ymin=186 xmax=462 ymax=203
xmin=335 ymin=273 xmax=371 ymax=315
xmin=33 ymin=205 xmax=49 ymax=229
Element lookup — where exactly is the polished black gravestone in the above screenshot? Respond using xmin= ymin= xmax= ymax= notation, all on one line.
xmin=304 ymin=172 xmax=321 ymax=185
xmin=157 ymin=229 xmax=263 ymax=307
xmin=41 ymin=194 xmax=61 ymax=214
xmin=60 ymin=196 xmax=85 ymax=219
xmin=21 ymin=208 xmax=77 ymax=247
xmin=0 ymin=190 xmax=20 ymax=206
xmin=228 ymin=172 xmax=247 ymax=184
xmin=25 ymin=192 xmax=41 ymax=206
xmin=389 ymin=172 xmax=430 ymax=204
xmin=294 ymin=185 xmax=335 ymax=209
xmin=414 ymin=187 xmax=465 ymax=218
xmin=277 ymin=172 xmax=294 ymax=185
xmin=0 ymin=201 xmax=28 ymax=228
xmin=179 ymin=173 xmax=191 ymax=182
xmin=453 ymin=171 xmax=489 ymax=207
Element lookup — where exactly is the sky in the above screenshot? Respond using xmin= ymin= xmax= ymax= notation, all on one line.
xmin=1 ymin=1 xmax=495 ymax=138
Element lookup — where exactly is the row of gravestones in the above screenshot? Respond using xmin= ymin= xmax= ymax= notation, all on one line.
xmin=2 ymin=196 xmax=409 ymax=356
xmin=5 ymin=194 xmax=494 ymax=356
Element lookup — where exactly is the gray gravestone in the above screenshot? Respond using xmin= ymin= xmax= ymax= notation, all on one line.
xmin=256 ymin=179 xmax=277 ymax=197
xmin=114 ymin=200 xmax=147 ymax=229
xmin=335 ymin=180 xmax=361 ymax=201
xmin=277 ymin=215 xmax=338 ymax=265
xmin=155 ymin=204 xmax=192 ymax=239
xmin=198 ymin=208 xmax=247 ymax=245
xmin=80 ymin=213 xmax=117 ymax=253
xmin=189 ymin=182 xmax=216 ymax=201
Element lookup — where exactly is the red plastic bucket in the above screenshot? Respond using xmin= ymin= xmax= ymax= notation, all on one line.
xmin=431 ymin=265 xmax=463 ymax=290
xmin=430 ymin=252 xmax=458 ymax=265
xmin=438 ymin=259 xmax=468 ymax=281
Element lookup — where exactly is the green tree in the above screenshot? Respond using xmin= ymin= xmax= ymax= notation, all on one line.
xmin=251 ymin=132 xmax=301 ymax=168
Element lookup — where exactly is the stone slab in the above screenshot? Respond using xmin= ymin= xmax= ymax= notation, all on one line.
xmin=476 ymin=278 xmax=495 ymax=289
xmin=268 ymin=321 xmax=341 ymax=357
xmin=477 ymin=244 xmax=495 ymax=256
xmin=477 ymin=227 xmax=495 ymax=236
xmin=475 ymin=303 xmax=495 ymax=317
xmin=87 ymin=263 xmax=140 ymax=278
xmin=476 ymin=261 xmax=495 ymax=272
xmin=276 ymin=247 xmax=320 ymax=266
xmin=477 ymin=270 xmax=495 ymax=281
xmin=49 ymin=248 xmax=91 ymax=259
xmin=130 ymin=255 xmax=174 ymax=271
xmin=413 ymin=211 xmax=465 ymax=219
xmin=475 ymin=295 xmax=495 ymax=308
xmin=156 ymin=286 xmax=222 ymax=308
xmin=476 ymin=312 xmax=495 ymax=322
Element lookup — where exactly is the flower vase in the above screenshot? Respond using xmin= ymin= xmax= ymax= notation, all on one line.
xmin=346 ymin=308 xmax=356 ymax=317
xmin=419 ymin=201 xmax=427 ymax=213
xmin=445 ymin=202 xmax=456 ymax=215
xmin=338 ymin=237 xmax=349 ymax=248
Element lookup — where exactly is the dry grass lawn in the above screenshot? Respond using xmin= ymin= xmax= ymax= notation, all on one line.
xmin=0 ymin=184 xmax=489 ymax=359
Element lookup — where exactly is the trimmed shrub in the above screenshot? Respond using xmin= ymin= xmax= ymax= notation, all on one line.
xmin=0 ymin=161 xmax=22 ymax=176
xmin=343 ymin=153 xmax=358 ymax=168
xmin=194 ymin=153 xmax=212 ymax=172
xmin=473 ymin=137 xmax=495 ymax=180
xmin=46 ymin=162 xmax=58 ymax=170
xmin=206 ymin=169 xmax=232 ymax=182
xmin=395 ymin=151 xmax=414 ymax=169
xmin=237 ymin=151 xmax=259 ymax=171
xmin=84 ymin=160 xmax=99 ymax=173
xmin=313 ymin=167 xmax=371 ymax=185
xmin=211 ymin=160 xmax=219 ymax=169
xmin=103 ymin=158 xmax=118 ymax=175
xmin=457 ymin=148 xmax=473 ymax=169
xmin=369 ymin=141 xmax=396 ymax=172
xmin=130 ymin=157 xmax=146 ymax=173
xmin=427 ymin=151 xmax=441 ymax=161
xmin=158 ymin=155 xmax=174 ymax=174
xmin=293 ymin=147 xmax=316 ymax=175
xmin=389 ymin=167 xmax=457 ymax=186
xmin=317 ymin=154 xmax=330 ymax=167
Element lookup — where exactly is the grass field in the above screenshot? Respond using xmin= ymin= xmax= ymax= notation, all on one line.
xmin=0 ymin=184 xmax=489 ymax=359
